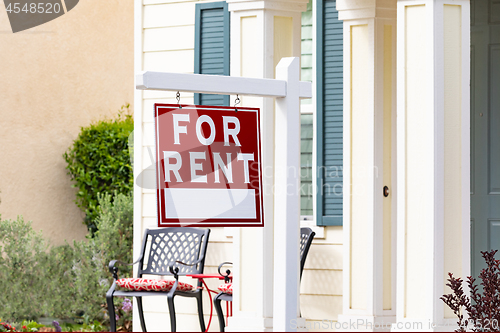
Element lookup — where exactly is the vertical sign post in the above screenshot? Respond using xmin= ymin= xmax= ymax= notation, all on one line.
xmin=274 ymin=57 xmax=302 ymax=331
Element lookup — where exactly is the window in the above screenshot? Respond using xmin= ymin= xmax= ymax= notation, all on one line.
xmin=194 ymin=1 xmax=230 ymax=106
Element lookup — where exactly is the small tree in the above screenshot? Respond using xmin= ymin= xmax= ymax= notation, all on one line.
xmin=63 ymin=105 xmax=133 ymax=233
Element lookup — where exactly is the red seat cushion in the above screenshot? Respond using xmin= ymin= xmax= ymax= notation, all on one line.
xmin=218 ymin=283 xmax=233 ymax=295
xmin=116 ymin=278 xmax=194 ymax=292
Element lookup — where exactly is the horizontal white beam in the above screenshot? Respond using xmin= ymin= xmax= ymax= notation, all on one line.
xmin=136 ymin=71 xmax=312 ymax=99
xmin=299 ymin=80 xmax=312 ymax=99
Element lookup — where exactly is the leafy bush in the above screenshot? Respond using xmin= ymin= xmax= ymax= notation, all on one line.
xmin=63 ymin=105 xmax=133 ymax=233
xmin=0 ymin=321 xmax=16 ymax=332
xmin=0 ymin=192 xmax=133 ymax=326
xmin=70 ymin=192 xmax=134 ymax=321
xmin=0 ymin=216 xmax=50 ymax=321
xmin=441 ymin=250 xmax=500 ymax=332
xmin=93 ymin=192 xmax=134 ymax=278
xmin=18 ymin=320 xmax=46 ymax=332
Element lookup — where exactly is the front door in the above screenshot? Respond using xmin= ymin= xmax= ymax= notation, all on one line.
xmin=470 ymin=0 xmax=500 ymax=278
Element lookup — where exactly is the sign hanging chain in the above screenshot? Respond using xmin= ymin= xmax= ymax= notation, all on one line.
xmin=176 ymin=91 xmax=182 ymax=109
xmin=234 ymin=94 xmax=240 ymax=112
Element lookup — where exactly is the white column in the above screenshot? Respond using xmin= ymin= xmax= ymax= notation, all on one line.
xmin=225 ymin=0 xmax=308 ymax=331
xmin=336 ymin=0 xmax=398 ymax=330
xmin=395 ymin=0 xmax=470 ymax=330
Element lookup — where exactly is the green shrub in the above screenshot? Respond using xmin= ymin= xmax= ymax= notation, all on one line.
xmin=94 ymin=191 xmax=134 ymax=278
xmin=70 ymin=191 xmax=134 ymax=321
xmin=45 ymin=244 xmax=77 ymax=319
xmin=0 ymin=192 xmax=133 ymax=324
xmin=0 ymin=216 xmax=50 ymax=321
xmin=63 ymin=105 xmax=134 ymax=233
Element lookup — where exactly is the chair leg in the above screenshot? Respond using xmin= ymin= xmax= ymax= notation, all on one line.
xmin=167 ymin=294 xmax=177 ymax=332
xmin=106 ymin=294 xmax=116 ymax=332
xmin=196 ymin=292 xmax=206 ymax=332
xmin=136 ymin=296 xmax=147 ymax=332
xmin=214 ymin=293 xmax=225 ymax=332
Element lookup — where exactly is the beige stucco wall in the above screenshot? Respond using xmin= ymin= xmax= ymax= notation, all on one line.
xmin=0 ymin=0 xmax=134 ymax=244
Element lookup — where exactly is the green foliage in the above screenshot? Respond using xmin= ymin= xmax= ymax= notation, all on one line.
xmin=0 ymin=192 xmax=134 ymax=326
xmin=59 ymin=192 xmax=134 ymax=323
xmin=94 ymin=192 xmax=134 ymax=278
xmin=18 ymin=320 xmax=46 ymax=332
xmin=0 ymin=320 xmax=17 ymax=332
xmin=0 ymin=216 xmax=50 ymax=321
xmin=63 ymin=105 xmax=134 ymax=233
xmin=45 ymin=245 xmax=77 ymax=319
xmin=60 ymin=320 xmax=105 ymax=332
xmin=70 ymin=192 xmax=134 ymax=321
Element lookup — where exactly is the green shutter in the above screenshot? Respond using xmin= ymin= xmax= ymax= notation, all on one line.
xmin=316 ymin=0 xmax=343 ymax=226
xmin=194 ymin=2 xmax=230 ymax=106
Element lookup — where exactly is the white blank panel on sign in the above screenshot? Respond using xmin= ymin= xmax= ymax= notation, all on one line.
xmin=164 ymin=189 xmax=257 ymax=219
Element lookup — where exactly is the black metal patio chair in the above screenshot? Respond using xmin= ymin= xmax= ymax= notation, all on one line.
xmin=106 ymin=227 xmax=210 ymax=332
xmin=213 ymin=227 xmax=315 ymax=332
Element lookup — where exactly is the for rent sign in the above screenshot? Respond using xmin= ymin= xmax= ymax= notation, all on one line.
xmin=154 ymin=104 xmax=264 ymax=227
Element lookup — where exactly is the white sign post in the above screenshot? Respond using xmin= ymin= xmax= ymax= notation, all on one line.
xmin=136 ymin=57 xmax=311 ymax=331
xmin=273 ymin=57 xmax=302 ymax=331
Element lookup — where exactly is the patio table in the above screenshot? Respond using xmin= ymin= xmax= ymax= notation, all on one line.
xmin=187 ymin=273 xmax=233 ymax=332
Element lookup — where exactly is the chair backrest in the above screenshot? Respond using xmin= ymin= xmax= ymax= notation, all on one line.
xmin=137 ymin=227 xmax=210 ymax=277
xmin=299 ymin=227 xmax=315 ymax=280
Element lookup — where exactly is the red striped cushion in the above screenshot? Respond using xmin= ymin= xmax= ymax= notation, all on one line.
xmin=116 ymin=278 xmax=194 ymax=292
xmin=218 ymin=283 xmax=233 ymax=295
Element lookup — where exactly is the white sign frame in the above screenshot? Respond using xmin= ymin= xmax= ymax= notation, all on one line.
xmin=154 ymin=104 xmax=264 ymax=227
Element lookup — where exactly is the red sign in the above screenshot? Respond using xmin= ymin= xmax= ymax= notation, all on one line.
xmin=154 ymin=104 xmax=264 ymax=227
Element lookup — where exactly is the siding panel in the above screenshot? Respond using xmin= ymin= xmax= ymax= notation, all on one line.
xmin=301 ymin=269 xmax=343 ymax=296
xmin=144 ymin=3 xmax=196 ymax=28
xmin=301 ymin=295 xmax=343 ymax=321
xmin=143 ymin=26 xmax=195 ymax=52
xmin=143 ymin=50 xmax=194 ymax=73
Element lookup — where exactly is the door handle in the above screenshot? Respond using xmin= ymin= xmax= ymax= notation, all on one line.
xmin=383 ymin=186 xmax=389 ymax=197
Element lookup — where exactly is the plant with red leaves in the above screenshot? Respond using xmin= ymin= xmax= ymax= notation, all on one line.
xmin=441 ymin=250 xmax=500 ymax=332
xmin=0 ymin=321 xmax=16 ymax=332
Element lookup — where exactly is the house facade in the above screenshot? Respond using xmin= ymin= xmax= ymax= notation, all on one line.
xmin=133 ymin=0 xmax=497 ymax=331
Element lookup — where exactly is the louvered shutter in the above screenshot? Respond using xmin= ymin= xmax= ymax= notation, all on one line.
xmin=194 ymin=2 xmax=230 ymax=106
xmin=316 ymin=0 xmax=343 ymax=226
